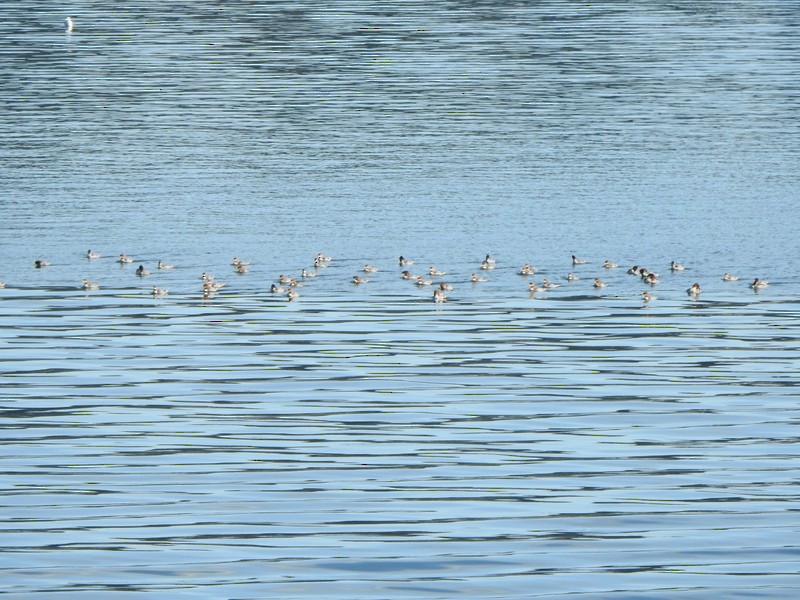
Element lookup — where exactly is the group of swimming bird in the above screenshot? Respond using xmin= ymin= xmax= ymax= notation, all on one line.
xmin=0 ymin=251 xmax=770 ymax=303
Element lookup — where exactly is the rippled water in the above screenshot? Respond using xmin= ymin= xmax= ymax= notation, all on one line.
xmin=2 ymin=1 xmax=800 ymax=597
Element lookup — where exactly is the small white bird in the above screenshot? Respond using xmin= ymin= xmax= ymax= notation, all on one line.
xmin=603 ymin=260 xmax=618 ymax=269
xmin=64 ymin=16 xmax=74 ymax=32
xmin=429 ymin=266 xmax=446 ymax=276
xmin=566 ymin=273 xmax=579 ymax=282
xmin=157 ymin=260 xmax=174 ymax=270
xmin=363 ymin=264 xmax=379 ymax=273
xmin=528 ymin=282 xmax=547 ymax=293
xmin=572 ymin=255 xmax=586 ymax=265
xmin=86 ymin=249 xmax=101 ymax=260
xmin=542 ymin=279 xmax=560 ymax=289
xmin=722 ymin=273 xmax=739 ymax=282
xmin=470 ymin=273 xmax=487 ymax=282
xmin=81 ymin=279 xmax=99 ymax=290
xmin=670 ymin=261 xmax=686 ymax=271
xmin=151 ymin=286 xmax=168 ymax=296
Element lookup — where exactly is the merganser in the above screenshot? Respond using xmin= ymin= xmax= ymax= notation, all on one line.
xmin=670 ymin=261 xmax=685 ymax=271
xmin=687 ymin=283 xmax=702 ymax=296
xmin=722 ymin=273 xmax=738 ymax=282
xmin=157 ymin=260 xmax=174 ymax=270
xmin=593 ymin=278 xmax=608 ymax=288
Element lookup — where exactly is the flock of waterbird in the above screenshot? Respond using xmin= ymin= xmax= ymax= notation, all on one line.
xmin=0 ymin=251 xmax=771 ymax=305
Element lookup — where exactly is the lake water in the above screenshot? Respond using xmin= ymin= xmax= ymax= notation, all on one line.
xmin=1 ymin=1 xmax=799 ymax=597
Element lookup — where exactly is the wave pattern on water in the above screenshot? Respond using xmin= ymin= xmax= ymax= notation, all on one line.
xmin=1 ymin=0 xmax=800 ymax=597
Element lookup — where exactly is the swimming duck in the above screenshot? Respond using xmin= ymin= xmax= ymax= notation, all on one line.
xmin=301 ymin=268 xmax=316 ymax=278
xmin=480 ymin=260 xmax=495 ymax=271
xmin=750 ymin=278 xmax=769 ymax=289
xmin=687 ymin=283 xmax=702 ymax=296
xmin=528 ymin=281 xmax=547 ymax=293
xmin=270 ymin=283 xmax=285 ymax=293
xmin=363 ymin=264 xmax=379 ymax=273
xmin=0 ymin=281 xmax=5 ymax=289
xmin=278 ymin=274 xmax=292 ymax=284
xmin=603 ymin=260 xmax=618 ymax=269
xmin=203 ymin=280 xmax=224 ymax=292
xmin=627 ymin=265 xmax=640 ymax=275
xmin=415 ymin=276 xmax=433 ymax=286
xmin=641 ymin=291 xmax=656 ymax=303
xmin=157 ymin=260 xmax=174 ymax=270
xmin=151 ymin=286 xmax=168 ymax=296
xmin=136 ymin=265 xmax=150 ymax=277
xmin=316 ymin=253 xmax=332 ymax=262
xmin=484 ymin=254 xmax=496 ymax=264
xmin=470 ymin=273 xmax=487 ymax=282
xmin=433 ymin=288 xmax=446 ymax=303
xmin=34 ymin=260 xmax=50 ymax=268
xmin=670 ymin=261 xmax=685 ymax=271
xmin=232 ymin=257 xmax=251 ymax=267
xmin=81 ymin=279 xmax=99 ymax=290
xmin=519 ymin=264 xmax=536 ymax=276
xmin=542 ymin=279 xmax=560 ymax=289
xmin=64 ymin=16 xmax=74 ymax=32
xmin=118 ymin=254 xmax=133 ymax=264
xmin=593 ymin=278 xmax=608 ymax=288
xmin=572 ymin=255 xmax=586 ymax=265
xmin=439 ymin=281 xmax=454 ymax=292
xmin=722 ymin=273 xmax=739 ymax=282
xmin=287 ymin=288 xmax=300 ymax=300
xmin=566 ymin=273 xmax=579 ymax=281
xmin=644 ymin=272 xmax=659 ymax=285
xmin=401 ymin=270 xmax=415 ymax=280
xmin=86 ymin=250 xmax=101 ymax=260
xmin=399 ymin=256 xmax=414 ymax=266
xmin=352 ymin=275 xmax=369 ymax=284
xmin=429 ymin=266 xmax=446 ymax=276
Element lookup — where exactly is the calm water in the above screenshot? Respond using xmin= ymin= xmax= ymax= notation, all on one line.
xmin=2 ymin=1 xmax=799 ymax=597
